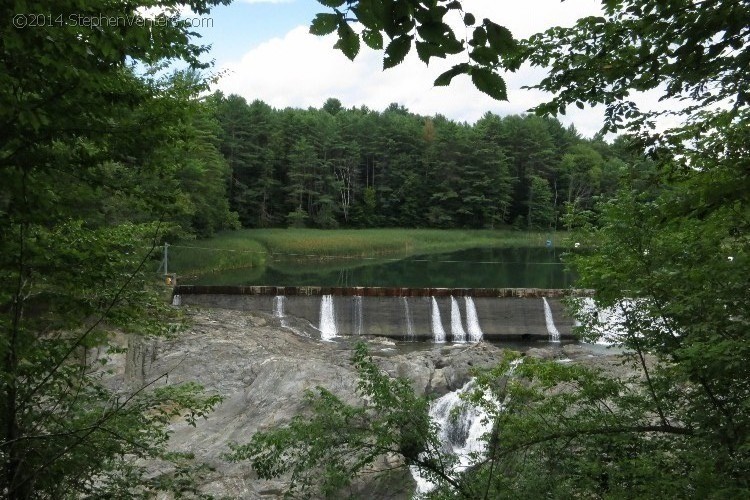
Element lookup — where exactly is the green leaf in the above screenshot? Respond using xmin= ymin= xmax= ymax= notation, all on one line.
xmin=383 ymin=35 xmax=412 ymax=69
xmin=417 ymin=22 xmax=449 ymax=44
xmin=464 ymin=13 xmax=476 ymax=26
xmin=470 ymin=66 xmax=507 ymax=100
xmin=415 ymin=41 xmax=445 ymax=64
xmin=470 ymin=26 xmax=487 ymax=47
xmin=470 ymin=46 xmax=499 ymax=66
xmin=353 ymin=2 xmax=381 ymax=30
xmin=334 ymin=24 xmax=360 ymax=60
xmin=434 ymin=63 xmax=471 ymax=86
xmin=484 ymin=19 xmax=516 ymax=55
xmin=316 ymin=0 xmax=346 ymax=7
xmin=310 ymin=13 xmax=339 ymax=36
xmin=362 ymin=29 xmax=384 ymax=50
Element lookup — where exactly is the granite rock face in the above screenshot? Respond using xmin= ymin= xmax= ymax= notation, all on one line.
xmin=103 ymin=306 xmax=620 ymax=499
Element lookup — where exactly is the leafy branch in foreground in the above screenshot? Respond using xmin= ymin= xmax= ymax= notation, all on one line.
xmin=310 ymin=0 xmax=520 ymax=100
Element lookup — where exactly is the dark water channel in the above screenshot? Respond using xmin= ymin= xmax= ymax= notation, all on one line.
xmin=186 ymin=247 xmax=576 ymax=289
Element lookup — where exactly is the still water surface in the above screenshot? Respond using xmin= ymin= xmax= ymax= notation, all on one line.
xmin=187 ymin=247 xmax=575 ymax=289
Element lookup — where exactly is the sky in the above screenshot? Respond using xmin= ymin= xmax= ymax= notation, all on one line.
xmin=189 ymin=0 xmax=610 ymax=137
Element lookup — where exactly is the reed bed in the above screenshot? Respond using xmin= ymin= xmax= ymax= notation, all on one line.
xmin=169 ymin=228 xmax=566 ymax=276
xmin=167 ymin=235 xmax=266 ymax=276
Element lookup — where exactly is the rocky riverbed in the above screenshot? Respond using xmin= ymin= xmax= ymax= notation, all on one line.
xmin=103 ymin=306 xmax=629 ymax=499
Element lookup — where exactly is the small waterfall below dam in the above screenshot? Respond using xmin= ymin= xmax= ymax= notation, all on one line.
xmin=450 ymin=296 xmax=467 ymax=343
xmin=411 ymin=379 xmax=492 ymax=494
xmin=465 ymin=296 xmax=483 ymax=342
xmin=353 ymin=295 xmax=363 ymax=336
xmin=403 ymin=297 xmax=415 ymax=341
xmin=273 ymin=295 xmax=285 ymax=318
xmin=431 ymin=297 xmax=447 ymax=343
xmin=542 ymin=297 xmax=560 ymax=343
xmin=319 ymin=295 xmax=337 ymax=341
xmin=174 ymin=286 xmax=580 ymax=342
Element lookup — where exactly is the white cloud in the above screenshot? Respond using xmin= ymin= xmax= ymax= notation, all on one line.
xmin=214 ymin=0 xmax=611 ymax=136
xmin=137 ymin=4 xmax=195 ymax=18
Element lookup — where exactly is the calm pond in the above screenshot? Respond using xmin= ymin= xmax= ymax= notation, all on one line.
xmin=185 ymin=247 xmax=576 ymax=289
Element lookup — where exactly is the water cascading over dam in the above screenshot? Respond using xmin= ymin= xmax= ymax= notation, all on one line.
xmin=174 ymin=286 xmax=589 ymax=342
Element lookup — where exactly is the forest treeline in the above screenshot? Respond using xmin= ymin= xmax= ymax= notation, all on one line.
xmin=179 ymin=93 xmax=655 ymax=237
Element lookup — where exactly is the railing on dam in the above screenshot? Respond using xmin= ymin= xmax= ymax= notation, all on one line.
xmin=173 ymin=286 xmax=591 ymax=343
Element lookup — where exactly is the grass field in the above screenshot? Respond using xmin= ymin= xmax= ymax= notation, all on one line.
xmin=168 ymin=228 xmax=567 ymax=276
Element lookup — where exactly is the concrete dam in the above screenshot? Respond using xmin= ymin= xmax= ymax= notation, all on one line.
xmin=174 ymin=286 xmax=591 ymax=342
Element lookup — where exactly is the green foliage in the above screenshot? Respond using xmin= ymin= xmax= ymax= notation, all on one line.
xmin=0 ymin=0 xmax=229 ymax=496
xmin=525 ymin=175 xmax=555 ymax=230
xmin=211 ymin=94 xmax=623 ymax=230
xmin=528 ymin=0 xmax=750 ymax=495
xmin=523 ymin=0 xmax=750 ymax=134
xmin=310 ymin=1 xmax=519 ymax=99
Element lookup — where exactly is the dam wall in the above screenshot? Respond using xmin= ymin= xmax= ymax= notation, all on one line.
xmin=173 ymin=286 xmax=591 ymax=342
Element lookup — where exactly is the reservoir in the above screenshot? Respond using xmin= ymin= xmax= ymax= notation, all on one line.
xmin=183 ymin=246 xmax=574 ymax=289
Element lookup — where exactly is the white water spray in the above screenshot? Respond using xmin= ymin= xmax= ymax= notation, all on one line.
xmin=411 ymin=379 xmax=492 ymax=494
xmin=319 ymin=295 xmax=337 ymax=341
xmin=431 ymin=297 xmax=446 ymax=343
xmin=353 ymin=295 xmax=363 ymax=335
xmin=403 ymin=297 xmax=415 ymax=341
xmin=542 ymin=297 xmax=560 ymax=342
xmin=450 ymin=296 xmax=467 ymax=342
xmin=464 ymin=296 xmax=483 ymax=342
xmin=273 ymin=295 xmax=285 ymax=318
xmin=171 ymin=294 xmax=181 ymax=306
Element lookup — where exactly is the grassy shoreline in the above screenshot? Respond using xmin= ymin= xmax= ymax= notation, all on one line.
xmin=168 ymin=228 xmax=569 ymax=276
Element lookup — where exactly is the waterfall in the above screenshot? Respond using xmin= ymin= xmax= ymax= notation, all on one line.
xmin=576 ymin=297 xmax=655 ymax=346
xmin=431 ymin=297 xmax=446 ymax=343
xmin=450 ymin=296 xmax=467 ymax=343
xmin=403 ymin=297 xmax=415 ymax=341
xmin=464 ymin=296 xmax=483 ymax=342
xmin=319 ymin=295 xmax=337 ymax=341
xmin=411 ymin=379 xmax=492 ymax=494
xmin=171 ymin=294 xmax=181 ymax=306
xmin=542 ymin=297 xmax=561 ymax=342
xmin=273 ymin=295 xmax=285 ymax=318
xmin=353 ymin=295 xmax=363 ymax=336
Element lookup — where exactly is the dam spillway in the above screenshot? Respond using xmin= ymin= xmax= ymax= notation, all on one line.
xmin=173 ymin=286 xmax=591 ymax=342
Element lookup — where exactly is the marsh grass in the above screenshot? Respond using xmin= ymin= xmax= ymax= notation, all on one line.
xmin=167 ymin=235 xmax=266 ymax=276
xmin=169 ymin=228 xmax=565 ymax=276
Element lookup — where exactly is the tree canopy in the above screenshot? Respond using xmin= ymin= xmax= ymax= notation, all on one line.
xmin=211 ymin=95 xmax=629 ymax=230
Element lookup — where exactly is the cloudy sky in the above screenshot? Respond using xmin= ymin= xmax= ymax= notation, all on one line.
xmin=192 ymin=0 xmax=609 ymax=136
